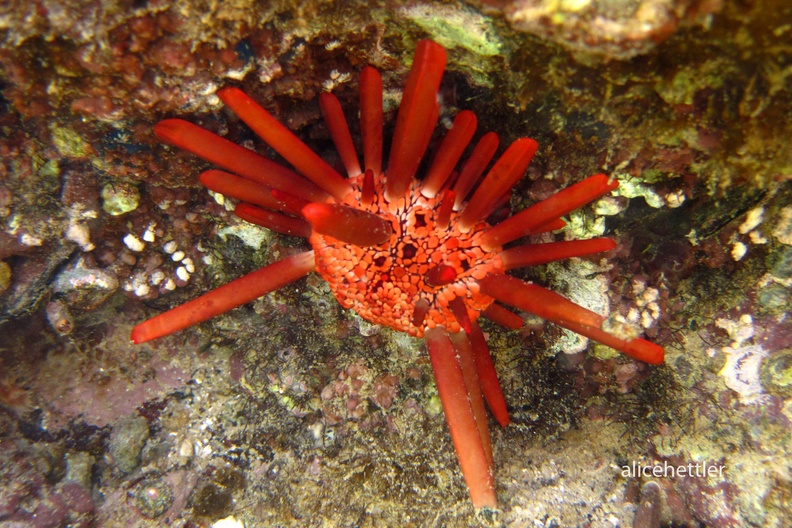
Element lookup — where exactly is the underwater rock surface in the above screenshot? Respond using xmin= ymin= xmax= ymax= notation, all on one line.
xmin=1 ymin=0 xmax=790 ymax=526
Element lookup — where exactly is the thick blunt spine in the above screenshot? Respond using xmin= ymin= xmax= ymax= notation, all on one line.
xmin=482 ymin=174 xmax=619 ymax=249
xmin=359 ymin=67 xmax=383 ymax=176
xmin=218 ymin=87 xmax=352 ymax=200
xmin=425 ymin=328 xmax=497 ymax=509
xmin=154 ymin=119 xmax=326 ymax=202
xmin=501 ymin=238 xmax=617 ymax=270
xmin=459 ymin=138 xmax=538 ymax=231
xmin=478 ymin=274 xmax=664 ymax=364
xmin=131 ymin=251 xmax=316 ymax=344
xmin=452 ymin=132 xmax=499 ymax=211
xmin=386 ymin=40 xmax=447 ymax=200
xmin=319 ymin=92 xmax=362 ymax=178
xmin=234 ymin=203 xmax=312 ymax=238
xmin=421 ymin=110 xmax=477 ymax=198
xmin=302 ymin=203 xmax=392 ymax=247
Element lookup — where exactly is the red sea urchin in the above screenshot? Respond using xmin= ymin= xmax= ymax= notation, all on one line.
xmin=131 ymin=40 xmax=664 ymax=509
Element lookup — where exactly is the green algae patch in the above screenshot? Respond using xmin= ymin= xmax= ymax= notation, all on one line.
xmin=400 ymin=4 xmax=502 ymax=58
xmin=50 ymin=124 xmax=91 ymax=158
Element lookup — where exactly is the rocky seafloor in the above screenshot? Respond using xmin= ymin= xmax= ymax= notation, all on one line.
xmin=1 ymin=0 xmax=791 ymax=526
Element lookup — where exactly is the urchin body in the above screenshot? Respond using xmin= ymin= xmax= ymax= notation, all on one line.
xmin=312 ymin=173 xmax=501 ymax=337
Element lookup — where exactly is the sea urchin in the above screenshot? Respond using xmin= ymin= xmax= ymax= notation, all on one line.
xmin=131 ymin=39 xmax=663 ymax=509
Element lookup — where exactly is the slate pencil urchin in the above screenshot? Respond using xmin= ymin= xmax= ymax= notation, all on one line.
xmin=132 ymin=39 xmax=664 ymax=509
